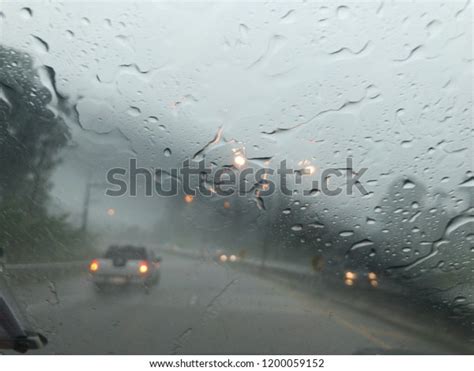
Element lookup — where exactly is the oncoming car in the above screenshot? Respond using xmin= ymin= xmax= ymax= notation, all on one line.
xmin=215 ymin=251 xmax=239 ymax=263
xmin=89 ymin=245 xmax=161 ymax=291
xmin=343 ymin=269 xmax=379 ymax=288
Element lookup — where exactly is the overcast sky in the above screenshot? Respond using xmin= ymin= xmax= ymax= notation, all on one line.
xmin=1 ymin=0 xmax=471 ymax=232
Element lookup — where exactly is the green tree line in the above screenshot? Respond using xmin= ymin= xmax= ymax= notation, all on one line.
xmin=0 ymin=45 xmax=93 ymax=263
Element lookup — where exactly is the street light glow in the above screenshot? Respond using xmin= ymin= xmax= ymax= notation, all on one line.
xmin=234 ymin=154 xmax=246 ymax=168
xmin=298 ymin=160 xmax=317 ymax=176
xmin=107 ymin=208 xmax=116 ymax=216
xmin=305 ymin=165 xmax=316 ymax=175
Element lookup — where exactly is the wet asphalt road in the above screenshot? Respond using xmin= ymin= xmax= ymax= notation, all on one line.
xmin=4 ymin=253 xmax=466 ymax=354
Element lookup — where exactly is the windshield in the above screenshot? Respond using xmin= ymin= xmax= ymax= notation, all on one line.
xmin=0 ymin=0 xmax=472 ymax=356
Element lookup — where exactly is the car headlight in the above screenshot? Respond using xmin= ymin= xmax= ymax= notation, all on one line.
xmin=219 ymin=254 xmax=228 ymax=262
xmin=345 ymin=271 xmax=357 ymax=280
xmin=344 ymin=278 xmax=354 ymax=286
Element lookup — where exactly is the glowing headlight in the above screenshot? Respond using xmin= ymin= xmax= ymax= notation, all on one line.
xmin=219 ymin=254 xmax=228 ymax=262
xmin=345 ymin=271 xmax=357 ymax=280
xmin=368 ymin=272 xmax=377 ymax=280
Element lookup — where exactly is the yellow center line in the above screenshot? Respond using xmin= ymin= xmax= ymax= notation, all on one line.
xmin=284 ymin=286 xmax=393 ymax=350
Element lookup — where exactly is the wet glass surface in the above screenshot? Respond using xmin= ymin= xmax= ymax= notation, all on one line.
xmin=0 ymin=1 xmax=473 ymax=354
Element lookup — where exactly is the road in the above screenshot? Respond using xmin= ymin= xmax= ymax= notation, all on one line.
xmin=2 ymin=253 xmax=468 ymax=354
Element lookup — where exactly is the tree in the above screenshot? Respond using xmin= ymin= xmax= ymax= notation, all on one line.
xmin=0 ymin=45 xmax=91 ymax=262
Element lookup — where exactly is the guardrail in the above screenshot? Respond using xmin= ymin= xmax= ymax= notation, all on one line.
xmin=161 ymin=245 xmax=474 ymax=353
xmin=160 ymin=246 xmax=402 ymax=293
xmin=2 ymin=261 xmax=88 ymax=283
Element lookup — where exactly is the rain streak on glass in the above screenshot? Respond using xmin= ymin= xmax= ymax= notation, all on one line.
xmin=0 ymin=0 xmax=472 ymax=356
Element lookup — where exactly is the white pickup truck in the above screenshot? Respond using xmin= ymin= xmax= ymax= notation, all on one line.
xmin=89 ymin=245 xmax=161 ymax=291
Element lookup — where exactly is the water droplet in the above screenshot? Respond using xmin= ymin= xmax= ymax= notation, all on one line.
xmin=426 ymin=19 xmax=442 ymax=37
xmin=339 ymin=231 xmax=354 ymax=237
xmin=280 ymin=9 xmax=296 ymax=24
xmin=459 ymin=177 xmax=474 ymax=188
xmin=20 ymin=7 xmax=33 ymax=19
xmin=163 ymin=148 xmax=172 ymax=157
xmin=31 ymin=35 xmax=49 ymax=53
xmin=366 ymin=84 xmax=381 ymax=99
xmin=291 ymin=224 xmax=303 ymax=232
xmin=452 ymin=296 xmax=467 ymax=304
xmin=401 ymin=140 xmax=412 ymax=148
xmin=444 ymin=214 xmax=474 ymax=237
xmin=127 ymin=106 xmax=141 ymax=117
xmin=336 ymin=6 xmax=350 ymax=20
xmin=282 ymin=208 xmax=291 ymax=215
xmin=309 ymin=188 xmax=320 ymax=196
xmin=146 ymin=116 xmax=159 ymax=124
xmin=403 ymin=179 xmax=416 ymax=189
xmin=349 ymin=239 xmax=374 ymax=252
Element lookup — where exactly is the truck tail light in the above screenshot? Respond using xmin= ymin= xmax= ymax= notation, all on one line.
xmin=138 ymin=261 xmax=149 ymax=274
xmin=89 ymin=259 xmax=99 ymax=272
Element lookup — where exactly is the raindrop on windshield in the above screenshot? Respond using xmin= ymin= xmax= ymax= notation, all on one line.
xmin=127 ymin=106 xmax=141 ymax=117
xmin=403 ymin=179 xmax=416 ymax=189
xmin=291 ymin=224 xmax=303 ymax=232
xmin=20 ymin=7 xmax=33 ymax=19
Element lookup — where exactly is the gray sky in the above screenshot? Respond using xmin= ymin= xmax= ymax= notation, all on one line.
xmin=1 ymin=0 xmax=471 ymax=232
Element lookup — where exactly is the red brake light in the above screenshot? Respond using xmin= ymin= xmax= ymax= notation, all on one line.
xmin=138 ymin=261 xmax=149 ymax=274
xmin=89 ymin=259 xmax=99 ymax=272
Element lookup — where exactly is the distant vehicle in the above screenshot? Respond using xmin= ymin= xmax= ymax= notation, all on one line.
xmin=89 ymin=245 xmax=161 ymax=291
xmin=343 ymin=267 xmax=379 ymax=288
xmin=214 ymin=250 xmax=239 ymax=263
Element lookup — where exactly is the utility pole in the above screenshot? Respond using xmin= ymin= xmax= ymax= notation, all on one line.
xmin=80 ymin=182 xmax=92 ymax=233
xmin=81 ymin=181 xmax=108 ymax=233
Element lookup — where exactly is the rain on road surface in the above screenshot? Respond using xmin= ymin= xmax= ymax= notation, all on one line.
xmin=4 ymin=253 xmax=462 ymax=354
